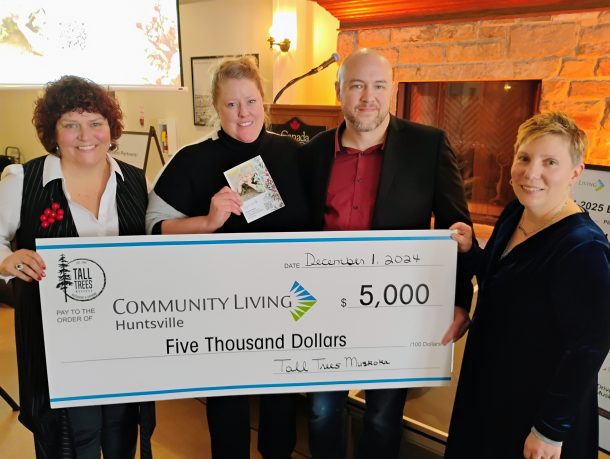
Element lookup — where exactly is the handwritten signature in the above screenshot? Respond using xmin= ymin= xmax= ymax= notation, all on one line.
xmin=274 ymin=356 xmax=391 ymax=373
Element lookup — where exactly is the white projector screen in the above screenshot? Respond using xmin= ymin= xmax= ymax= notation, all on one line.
xmin=0 ymin=0 xmax=182 ymax=88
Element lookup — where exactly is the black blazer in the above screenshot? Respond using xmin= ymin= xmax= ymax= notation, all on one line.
xmin=300 ymin=115 xmax=474 ymax=309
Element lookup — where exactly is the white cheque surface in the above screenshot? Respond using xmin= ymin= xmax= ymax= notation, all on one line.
xmin=37 ymin=230 xmax=457 ymax=408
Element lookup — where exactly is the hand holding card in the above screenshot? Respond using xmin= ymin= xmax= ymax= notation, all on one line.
xmin=224 ymin=155 xmax=285 ymax=223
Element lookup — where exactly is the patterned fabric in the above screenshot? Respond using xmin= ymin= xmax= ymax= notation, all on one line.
xmin=13 ymin=155 xmax=153 ymax=459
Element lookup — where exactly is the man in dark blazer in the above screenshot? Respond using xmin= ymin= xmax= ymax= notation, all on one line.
xmin=300 ymin=49 xmax=474 ymax=459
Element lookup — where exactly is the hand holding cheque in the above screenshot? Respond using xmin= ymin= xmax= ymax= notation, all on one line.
xmin=37 ymin=229 xmax=457 ymax=407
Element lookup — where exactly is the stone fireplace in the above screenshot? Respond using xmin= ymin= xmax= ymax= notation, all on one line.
xmin=398 ymin=79 xmax=539 ymax=223
xmin=336 ymin=10 xmax=610 ymax=220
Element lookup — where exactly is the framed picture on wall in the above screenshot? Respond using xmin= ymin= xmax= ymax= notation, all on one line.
xmin=191 ymin=54 xmax=259 ymax=126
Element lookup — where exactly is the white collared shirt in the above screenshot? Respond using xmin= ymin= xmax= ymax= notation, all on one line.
xmin=0 ymin=154 xmax=124 ymax=278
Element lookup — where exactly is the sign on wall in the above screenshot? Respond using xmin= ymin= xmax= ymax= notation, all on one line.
xmin=270 ymin=117 xmax=326 ymax=144
xmin=572 ymin=164 xmax=610 ymax=453
xmin=112 ymin=127 xmax=165 ymax=174
xmin=113 ymin=131 xmax=150 ymax=170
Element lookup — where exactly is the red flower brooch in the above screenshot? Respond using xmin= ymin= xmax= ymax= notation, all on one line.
xmin=40 ymin=202 xmax=65 ymax=229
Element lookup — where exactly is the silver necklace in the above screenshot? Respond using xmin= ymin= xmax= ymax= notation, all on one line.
xmin=517 ymin=200 xmax=568 ymax=237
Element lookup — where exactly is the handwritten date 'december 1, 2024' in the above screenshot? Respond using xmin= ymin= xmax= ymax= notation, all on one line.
xmin=282 ymin=252 xmax=423 ymax=269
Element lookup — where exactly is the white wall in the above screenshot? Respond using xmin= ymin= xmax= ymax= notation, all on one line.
xmin=271 ymin=0 xmax=339 ymax=105
xmin=0 ymin=0 xmax=338 ymax=178
xmin=0 ymin=89 xmax=41 ymax=162
xmin=117 ymin=0 xmax=275 ymax=162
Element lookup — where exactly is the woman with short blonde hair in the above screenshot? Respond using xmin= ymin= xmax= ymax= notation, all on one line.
xmin=446 ymin=112 xmax=610 ymax=459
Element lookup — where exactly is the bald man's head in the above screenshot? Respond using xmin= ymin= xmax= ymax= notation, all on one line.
xmin=335 ymin=49 xmax=393 ymax=133
xmin=337 ymin=49 xmax=393 ymax=87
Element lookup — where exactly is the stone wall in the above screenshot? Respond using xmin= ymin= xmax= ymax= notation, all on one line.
xmin=337 ymin=10 xmax=610 ymax=165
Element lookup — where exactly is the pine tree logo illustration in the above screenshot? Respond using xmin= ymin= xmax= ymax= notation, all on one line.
xmin=289 ymin=281 xmax=317 ymax=321
xmin=54 ymin=256 xmax=106 ymax=302
xmin=56 ymin=253 xmax=73 ymax=303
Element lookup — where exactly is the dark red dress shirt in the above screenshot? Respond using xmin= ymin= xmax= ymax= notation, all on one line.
xmin=323 ymin=123 xmax=384 ymax=231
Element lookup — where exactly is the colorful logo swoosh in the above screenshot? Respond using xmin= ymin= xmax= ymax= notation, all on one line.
xmin=289 ymin=281 xmax=317 ymax=321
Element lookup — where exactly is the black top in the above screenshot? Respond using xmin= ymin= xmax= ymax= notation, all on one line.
xmin=446 ymin=199 xmax=610 ymax=459
xmin=151 ymin=128 xmax=310 ymax=234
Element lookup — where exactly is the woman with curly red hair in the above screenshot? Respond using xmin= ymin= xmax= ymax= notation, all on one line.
xmin=0 ymin=75 xmax=154 ymax=458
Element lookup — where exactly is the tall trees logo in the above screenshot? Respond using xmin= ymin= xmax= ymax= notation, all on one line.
xmin=56 ymin=255 xmax=106 ymax=302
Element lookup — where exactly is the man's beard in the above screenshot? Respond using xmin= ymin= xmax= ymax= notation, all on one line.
xmin=344 ymin=105 xmax=389 ymax=132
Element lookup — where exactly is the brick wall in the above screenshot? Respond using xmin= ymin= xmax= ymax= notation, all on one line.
xmin=337 ymin=10 xmax=610 ymax=166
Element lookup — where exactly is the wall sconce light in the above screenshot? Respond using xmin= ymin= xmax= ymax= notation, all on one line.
xmin=268 ymin=36 xmax=291 ymax=52
xmin=503 ymin=82 xmax=512 ymax=92
xmin=269 ymin=10 xmax=297 ymax=52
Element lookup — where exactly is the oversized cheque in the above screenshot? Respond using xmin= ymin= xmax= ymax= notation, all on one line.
xmin=37 ymin=230 xmax=457 ymax=408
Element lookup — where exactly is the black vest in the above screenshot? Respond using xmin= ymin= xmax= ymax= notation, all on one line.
xmin=16 ymin=156 xmax=147 ymax=249
xmin=13 ymin=156 xmax=151 ymax=458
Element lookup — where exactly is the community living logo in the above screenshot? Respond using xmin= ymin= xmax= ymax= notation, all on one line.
xmin=580 ymin=177 xmax=606 ymax=191
xmin=595 ymin=179 xmax=605 ymax=191
xmin=288 ymin=281 xmax=317 ymax=321
xmin=56 ymin=254 xmax=106 ymax=302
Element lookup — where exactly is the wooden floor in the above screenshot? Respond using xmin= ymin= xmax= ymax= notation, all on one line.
xmin=0 ymin=304 xmax=286 ymax=459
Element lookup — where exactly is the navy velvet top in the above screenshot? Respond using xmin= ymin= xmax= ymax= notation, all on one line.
xmin=446 ymin=199 xmax=610 ymax=459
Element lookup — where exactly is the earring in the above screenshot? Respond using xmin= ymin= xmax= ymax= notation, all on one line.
xmin=109 ymin=143 xmax=118 ymax=152
xmin=509 ymin=179 xmax=513 ymax=185
xmin=55 ymin=146 xmax=61 ymax=157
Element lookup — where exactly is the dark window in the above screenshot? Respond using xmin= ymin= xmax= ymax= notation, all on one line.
xmin=397 ymin=80 xmax=540 ymax=224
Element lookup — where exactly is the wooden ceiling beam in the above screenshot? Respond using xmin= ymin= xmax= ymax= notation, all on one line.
xmin=314 ymin=0 xmax=610 ymax=29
